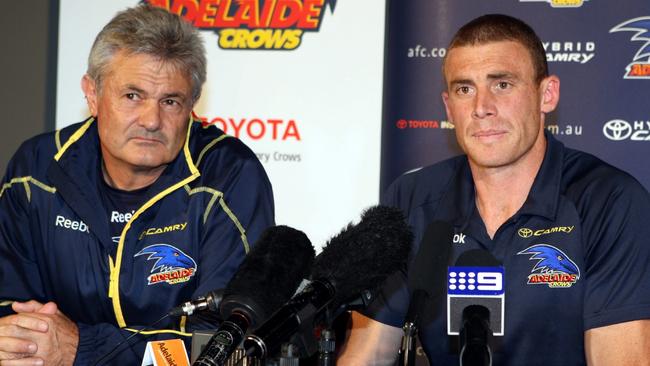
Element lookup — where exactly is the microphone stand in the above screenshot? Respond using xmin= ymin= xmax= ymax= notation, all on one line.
xmin=397 ymin=289 xmax=427 ymax=366
xmin=397 ymin=321 xmax=417 ymax=366
xmin=315 ymin=290 xmax=373 ymax=366
xmin=317 ymin=328 xmax=335 ymax=366
xmin=279 ymin=343 xmax=299 ymax=366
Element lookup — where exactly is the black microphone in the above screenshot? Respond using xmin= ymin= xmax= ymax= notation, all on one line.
xmin=447 ymin=249 xmax=504 ymax=366
xmin=193 ymin=225 xmax=315 ymax=366
xmin=243 ymin=205 xmax=413 ymax=359
xmin=398 ymin=220 xmax=454 ymax=366
xmin=460 ymin=305 xmax=491 ymax=366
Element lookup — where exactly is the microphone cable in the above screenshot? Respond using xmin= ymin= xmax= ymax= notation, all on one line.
xmin=91 ymin=313 xmax=170 ymax=366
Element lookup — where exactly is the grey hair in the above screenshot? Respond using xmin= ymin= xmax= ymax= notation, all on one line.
xmin=87 ymin=4 xmax=206 ymax=102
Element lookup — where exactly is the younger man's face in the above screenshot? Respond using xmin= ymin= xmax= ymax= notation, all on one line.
xmin=442 ymin=40 xmax=558 ymax=171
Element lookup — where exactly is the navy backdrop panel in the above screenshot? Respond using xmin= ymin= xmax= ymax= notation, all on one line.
xmin=381 ymin=0 xmax=650 ymax=195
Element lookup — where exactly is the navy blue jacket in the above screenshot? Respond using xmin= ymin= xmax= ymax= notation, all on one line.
xmin=366 ymin=133 xmax=650 ymax=365
xmin=0 ymin=117 xmax=275 ymax=364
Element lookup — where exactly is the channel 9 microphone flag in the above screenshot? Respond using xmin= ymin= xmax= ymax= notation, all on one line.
xmin=447 ymin=249 xmax=505 ymax=337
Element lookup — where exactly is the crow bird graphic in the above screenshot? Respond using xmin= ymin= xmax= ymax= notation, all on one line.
xmin=518 ymin=244 xmax=580 ymax=278
xmin=135 ymin=244 xmax=196 ymax=273
xmin=610 ymin=17 xmax=650 ymax=63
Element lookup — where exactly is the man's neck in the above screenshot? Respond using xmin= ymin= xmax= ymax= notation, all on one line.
xmin=101 ymin=160 xmax=165 ymax=191
xmin=470 ymin=140 xmax=546 ymax=239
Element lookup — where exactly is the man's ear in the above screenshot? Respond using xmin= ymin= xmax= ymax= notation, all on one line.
xmin=442 ymin=90 xmax=452 ymax=121
xmin=540 ymin=75 xmax=560 ymax=114
xmin=81 ymin=74 xmax=99 ymax=116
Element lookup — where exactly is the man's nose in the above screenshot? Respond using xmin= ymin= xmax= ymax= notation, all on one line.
xmin=472 ymin=88 xmax=497 ymax=119
xmin=138 ymin=101 xmax=162 ymax=131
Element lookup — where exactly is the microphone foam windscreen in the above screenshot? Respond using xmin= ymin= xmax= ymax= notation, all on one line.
xmin=408 ymin=220 xmax=454 ymax=297
xmin=455 ymin=249 xmax=501 ymax=267
xmin=223 ymin=225 xmax=315 ymax=318
xmin=311 ymin=205 xmax=413 ymax=309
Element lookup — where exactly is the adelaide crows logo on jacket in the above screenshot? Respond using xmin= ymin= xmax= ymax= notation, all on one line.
xmin=135 ymin=244 xmax=197 ymax=285
xmin=518 ymin=244 xmax=580 ymax=288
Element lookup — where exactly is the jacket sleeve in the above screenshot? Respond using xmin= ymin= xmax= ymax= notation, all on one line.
xmin=0 ymin=140 xmax=47 ymax=316
xmin=573 ymin=173 xmax=650 ymax=330
xmin=190 ymin=146 xmax=275 ymax=303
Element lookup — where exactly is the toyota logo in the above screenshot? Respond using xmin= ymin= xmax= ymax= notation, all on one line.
xmin=603 ymin=119 xmax=632 ymax=141
xmin=518 ymin=228 xmax=533 ymax=238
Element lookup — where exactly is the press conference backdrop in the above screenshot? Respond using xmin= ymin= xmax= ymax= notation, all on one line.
xmin=381 ymin=0 xmax=650 ymax=195
xmin=55 ymin=0 xmax=385 ymax=249
xmin=52 ymin=0 xmax=649 ymax=364
xmin=56 ymin=1 xmax=649 ymax=250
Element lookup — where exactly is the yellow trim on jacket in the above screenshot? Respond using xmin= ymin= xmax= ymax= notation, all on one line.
xmin=109 ymin=116 xmax=200 ymax=327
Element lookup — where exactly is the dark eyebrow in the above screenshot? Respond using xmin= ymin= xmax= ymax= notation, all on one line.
xmin=124 ymin=85 xmax=146 ymax=95
xmin=161 ymin=92 xmax=187 ymax=100
xmin=124 ymin=85 xmax=188 ymax=102
xmin=449 ymin=78 xmax=475 ymax=87
xmin=487 ymin=72 xmax=518 ymax=81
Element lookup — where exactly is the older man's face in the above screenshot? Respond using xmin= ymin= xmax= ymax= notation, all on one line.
xmin=83 ymin=50 xmax=193 ymax=176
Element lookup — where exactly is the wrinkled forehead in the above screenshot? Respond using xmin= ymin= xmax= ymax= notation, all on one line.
xmin=104 ymin=50 xmax=188 ymax=77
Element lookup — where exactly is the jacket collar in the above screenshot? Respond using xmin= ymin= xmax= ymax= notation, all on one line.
xmin=47 ymin=117 xmax=201 ymax=248
xmin=514 ymin=131 xmax=564 ymax=222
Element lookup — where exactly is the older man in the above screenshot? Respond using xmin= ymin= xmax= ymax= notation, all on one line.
xmin=339 ymin=14 xmax=650 ymax=366
xmin=0 ymin=5 xmax=274 ymax=365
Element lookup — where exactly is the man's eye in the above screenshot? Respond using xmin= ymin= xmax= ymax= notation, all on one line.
xmin=126 ymin=93 xmax=138 ymax=100
xmin=457 ymin=86 xmax=471 ymax=95
xmin=497 ymin=81 xmax=510 ymax=89
xmin=163 ymin=99 xmax=178 ymax=106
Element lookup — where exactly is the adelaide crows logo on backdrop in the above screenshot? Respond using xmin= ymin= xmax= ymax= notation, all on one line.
xmin=135 ymin=244 xmax=197 ymax=285
xmin=610 ymin=16 xmax=650 ymax=79
xmin=517 ymin=244 xmax=580 ymax=288
xmin=143 ymin=0 xmax=336 ymax=50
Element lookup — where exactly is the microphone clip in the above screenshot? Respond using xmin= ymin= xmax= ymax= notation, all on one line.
xmin=168 ymin=289 xmax=224 ymax=317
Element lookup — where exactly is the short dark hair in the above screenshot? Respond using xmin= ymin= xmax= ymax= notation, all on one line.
xmin=444 ymin=14 xmax=548 ymax=83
